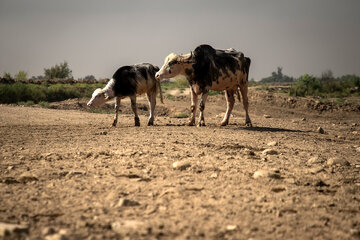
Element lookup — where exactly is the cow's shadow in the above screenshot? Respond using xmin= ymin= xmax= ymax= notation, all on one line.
xmin=243 ymin=126 xmax=305 ymax=133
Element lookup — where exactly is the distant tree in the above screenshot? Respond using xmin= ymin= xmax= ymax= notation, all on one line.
xmin=3 ymin=72 xmax=12 ymax=79
xmin=83 ymin=75 xmax=96 ymax=81
xmin=14 ymin=71 xmax=28 ymax=81
xmin=44 ymin=61 xmax=72 ymax=79
xmin=321 ymin=69 xmax=334 ymax=82
xmin=260 ymin=67 xmax=294 ymax=83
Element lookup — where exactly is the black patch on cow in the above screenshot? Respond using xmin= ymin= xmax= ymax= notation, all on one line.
xmin=137 ymin=66 xmax=148 ymax=80
xmin=185 ymin=68 xmax=193 ymax=76
xmin=112 ymin=63 xmax=158 ymax=97
xmin=189 ymin=44 xmax=250 ymax=93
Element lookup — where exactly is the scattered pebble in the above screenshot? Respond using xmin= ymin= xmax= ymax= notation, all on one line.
xmin=307 ymin=156 xmax=322 ymax=164
xmin=117 ymin=198 xmax=140 ymax=207
xmin=226 ymin=225 xmax=237 ymax=231
xmin=356 ymin=147 xmax=360 ymax=153
xmin=327 ymin=157 xmax=350 ymax=166
xmin=0 ymin=222 xmax=29 ymax=237
xmin=262 ymin=149 xmax=278 ymax=155
xmin=45 ymin=229 xmax=68 ymax=240
xmin=18 ymin=172 xmax=39 ymax=183
xmin=253 ymin=169 xmax=281 ymax=179
xmin=267 ymin=141 xmax=278 ymax=146
xmin=317 ymin=127 xmax=325 ymax=134
xmin=301 ymin=118 xmax=306 ymax=121
xmin=111 ymin=220 xmax=148 ymax=235
xmin=264 ymin=114 xmax=272 ymax=118
xmin=210 ymin=173 xmax=218 ymax=179
xmin=172 ymin=160 xmax=191 ymax=170
xmin=42 ymin=227 xmax=56 ymax=236
xmin=271 ymin=186 xmax=286 ymax=193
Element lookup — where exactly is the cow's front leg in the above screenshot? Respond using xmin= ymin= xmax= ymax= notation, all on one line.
xmin=187 ymin=87 xmax=198 ymax=126
xmin=130 ymin=95 xmax=140 ymax=126
xmin=239 ymin=84 xmax=252 ymax=127
xmin=220 ymin=90 xmax=235 ymax=126
xmin=147 ymin=92 xmax=156 ymax=126
xmin=112 ymin=97 xmax=120 ymax=127
xmin=198 ymin=90 xmax=208 ymax=127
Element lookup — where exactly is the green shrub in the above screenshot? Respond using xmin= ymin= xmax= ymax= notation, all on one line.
xmin=173 ymin=112 xmax=188 ymax=118
xmin=38 ymin=101 xmax=50 ymax=108
xmin=290 ymin=74 xmax=322 ymax=97
xmin=0 ymin=82 xmax=104 ymax=104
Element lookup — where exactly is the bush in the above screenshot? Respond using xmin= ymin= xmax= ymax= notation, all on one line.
xmin=289 ymin=74 xmax=322 ymax=97
xmin=290 ymin=74 xmax=360 ymax=97
xmin=44 ymin=61 xmax=72 ymax=79
xmin=0 ymin=82 xmax=104 ymax=104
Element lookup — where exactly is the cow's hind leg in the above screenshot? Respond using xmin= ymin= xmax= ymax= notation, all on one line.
xmin=220 ymin=90 xmax=235 ymax=126
xmin=130 ymin=95 xmax=140 ymax=126
xmin=112 ymin=97 xmax=121 ymax=127
xmin=239 ymin=83 xmax=252 ymax=127
xmin=147 ymin=91 xmax=156 ymax=126
xmin=187 ymin=87 xmax=198 ymax=126
xmin=198 ymin=91 xmax=208 ymax=127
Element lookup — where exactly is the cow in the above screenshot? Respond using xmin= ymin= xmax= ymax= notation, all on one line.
xmin=155 ymin=44 xmax=252 ymax=127
xmin=87 ymin=63 xmax=163 ymax=127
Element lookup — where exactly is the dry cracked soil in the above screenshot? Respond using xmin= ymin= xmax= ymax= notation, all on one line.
xmin=0 ymin=88 xmax=359 ymax=240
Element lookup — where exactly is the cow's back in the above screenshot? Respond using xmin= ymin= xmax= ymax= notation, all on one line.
xmin=112 ymin=63 xmax=158 ymax=97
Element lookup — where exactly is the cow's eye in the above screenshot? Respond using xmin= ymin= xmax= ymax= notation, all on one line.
xmin=169 ymin=60 xmax=176 ymax=66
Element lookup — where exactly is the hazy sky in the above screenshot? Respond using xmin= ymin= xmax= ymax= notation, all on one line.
xmin=1 ymin=0 xmax=359 ymax=80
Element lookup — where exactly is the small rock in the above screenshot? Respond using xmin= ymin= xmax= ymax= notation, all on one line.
xmin=301 ymin=118 xmax=306 ymax=121
xmin=264 ymin=114 xmax=271 ymax=118
xmin=309 ymin=166 xmax=325 ymax=174
xmin=262 ymin=149 xmax=278 ymax=155
xmin=253 ymin=169 xmax=281 ymax=179
xmin=210 ymin=173 xmax=218 ymax=179
xmin=317 ymin=127 xmax=325 ymax=134
xmin=326 ymin=157 xmax=350 ymax=166
xmin=356 ymin=147 xmax=360 ymax=153
xmin=18 ymin=173 xmax=38 ymax=183
xmin=117 ymin=198 xmax=140 ymax=207
xmin=45 ymin=229 xmax=68 ymax=240
xmin=0 ymin=222 xmax=29 ymax=237
xmin=244 ymin=149 xmax=255 ymax=156
xmin=226 ymin=225 xmax=237 ymax=231
xmin=172 ymin=160 xmax=191 ymax=170
xmin=351 ymin=131 xmax=358 ymax=135
xmin=42 ymin=227 xmax=56 ymax=236
xmin=267 ymin=141 xmax=278 ymax=146
xmin=7 ymin=166 xmax=14 ymax=171
xmin=307 ymin=156 xmax=322 ymax=164
xmin=351 ymin=123 xmax=358 ymax=127
xmin=111 ymin=220 xmax=149 ymax=235
xmin=271 ymin=186 xmax=286 ymax=193
xmin=314 ymin=180 xmax=329 ymax=187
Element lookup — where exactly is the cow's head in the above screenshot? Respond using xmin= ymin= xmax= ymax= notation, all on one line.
xmin=155 ymin=52 xmax=194 ymax=81
xmin=87 ymin=88 xmax=110 ymax=108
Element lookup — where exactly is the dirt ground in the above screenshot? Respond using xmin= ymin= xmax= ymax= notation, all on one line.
xmin=0 ymin=88 xmax=359 ymax=240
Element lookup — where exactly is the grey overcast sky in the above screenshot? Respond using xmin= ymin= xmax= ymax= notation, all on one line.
xmin=0 ymin=0 xmax=359 ymax=80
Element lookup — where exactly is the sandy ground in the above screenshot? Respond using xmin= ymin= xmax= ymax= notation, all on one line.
xmin=0 ymin=88 xmax=359 ymax=240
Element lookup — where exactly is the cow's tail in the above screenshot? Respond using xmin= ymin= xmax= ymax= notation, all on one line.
xmin=245 ymin=57 xmax=251 ymax=82
xmin=158 ymin=81 xmax=164 ymax=104
xmin=236 ymin=88 xmax=241 ymax=102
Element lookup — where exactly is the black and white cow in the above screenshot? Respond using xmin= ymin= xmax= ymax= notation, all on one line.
xmin=87 ymin=63 xmax=163 ymax=126
xmin=155 ymin=44 xmax=251 ymax=127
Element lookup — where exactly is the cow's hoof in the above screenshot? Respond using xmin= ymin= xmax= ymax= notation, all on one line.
xmin=187 ymin=121 xmax=195 ymax=126
xmin=147 ymin=121 xmax=154 ymax=126
xmin=219 ymin=121 xmax=228 ymax=126
xmin=197 ymin=122 xmax=206 ymax=127
xmin=134 ymin=117 xmax=140 ymax=127
xmin=112 ymin=121 xmax=117 ymax=127
xmin=245 ymin=122 xmax=252 ymax=127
